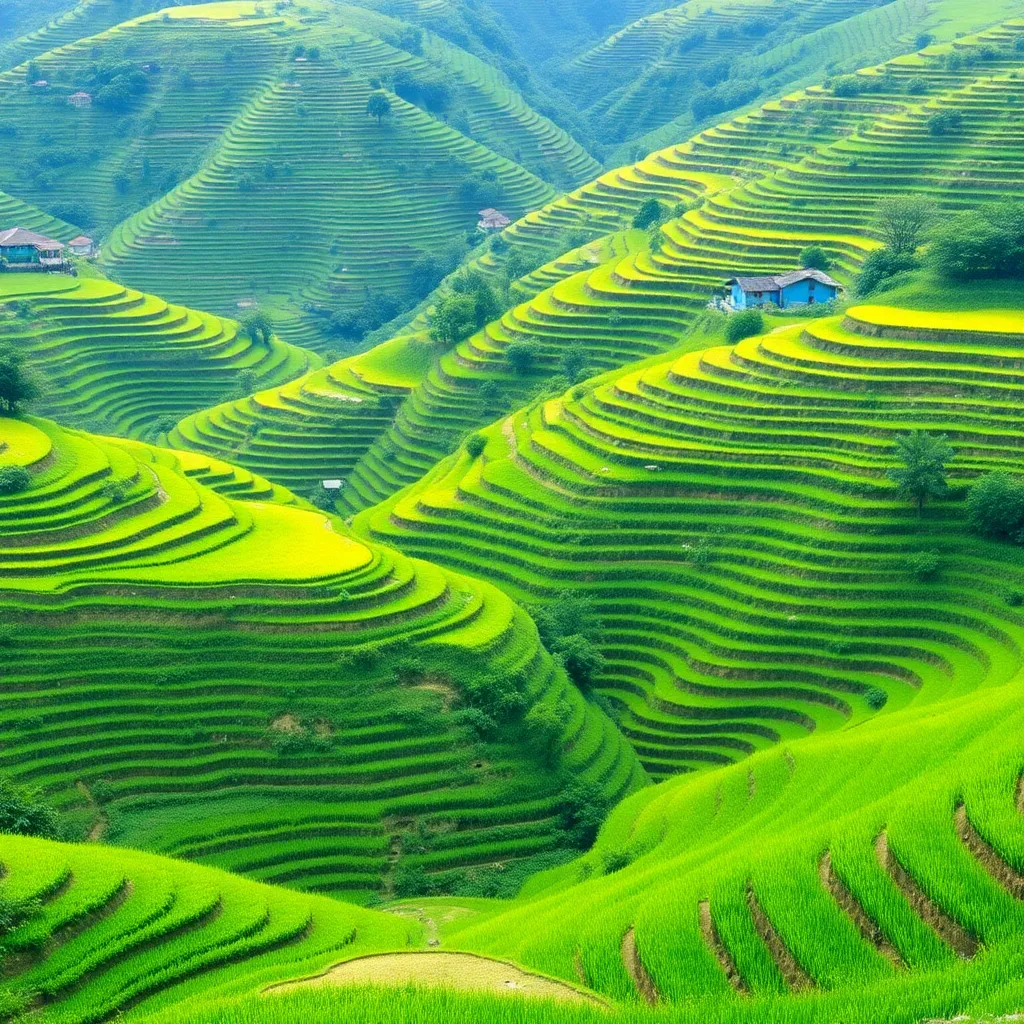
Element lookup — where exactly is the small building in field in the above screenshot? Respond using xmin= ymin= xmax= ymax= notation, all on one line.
xmin=321 ymin=479 xmax=343 ymax=490
xmin=477 ymin=208 xmax=511 ymax=231
xmin=67 ymin=91 xmax=92 ymax=108
xmin=31 ymin=79 xmax=49 ymax=90
xmin=0 ymin=228 xmax=67 ymax=271
xmin=725 ymin=269 xmax=841 ymax=310
xmin=68 ymin=235 xmax=96 ymax=257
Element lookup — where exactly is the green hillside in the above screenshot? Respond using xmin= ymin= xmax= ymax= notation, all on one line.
xmin=169 ymin=20 xmax=1024 ymax=505
xmin=358 ymin=298 xmax=1024 ymax=775
xmin=0 ymin=0 xmax=598 ymax=349
xmin=0 ymin=414 xmax=642 ymax=899
xmin=0 ymin=273 xmax=321 ymax=441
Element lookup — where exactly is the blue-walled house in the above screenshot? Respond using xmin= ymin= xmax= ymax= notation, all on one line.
xmin=726 ymin=269 xmax=841 ymax=310
xmin=0 ymin=227 xmax=67 ymax=271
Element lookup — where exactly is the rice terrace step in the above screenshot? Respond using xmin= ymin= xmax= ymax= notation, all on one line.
xmin=0 ymin=1 xmax=1023 ymax=1023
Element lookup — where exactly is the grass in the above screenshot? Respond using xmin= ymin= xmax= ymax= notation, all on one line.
xmin=0 ymin=412 xmax=643 ymax=898
xmin=0 ymin=0 xmax=597 ymax=350
xmin=0 ymin=274 xmax=321 ymax=442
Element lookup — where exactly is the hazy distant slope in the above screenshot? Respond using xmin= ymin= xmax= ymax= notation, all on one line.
xmin=0 ymin=0 xmax=599 ymax=349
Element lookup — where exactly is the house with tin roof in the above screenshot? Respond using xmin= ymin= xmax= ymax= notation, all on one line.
xmin=0 ymin=228 xmax=67 ymax=271
xmin=725 ymin=269 xmax=841 ymax=310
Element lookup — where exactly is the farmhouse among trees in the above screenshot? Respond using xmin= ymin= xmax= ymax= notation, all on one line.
xmin=0 ymin=228 xmax=66 ymax=270
xmin=726 ymin=268 xmax=840 ymax=309
xmin=477 ymin=208 xmax=511 ymax=230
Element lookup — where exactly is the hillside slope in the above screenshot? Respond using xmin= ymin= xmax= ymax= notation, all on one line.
xmin=0 ymin=274 xmax=321 ymax=441
xmin=358 ymin=298 xmax=1024 ymax=776
xmin=0 ymin=414 xmax=644 ymax=899
xmin=0 ymin=833 xmax=415 ymax=1023
xmin=0 ymin=0 xmax=597 ymax=349
xmin=171 ymin=21 xmax=1024 ymax=504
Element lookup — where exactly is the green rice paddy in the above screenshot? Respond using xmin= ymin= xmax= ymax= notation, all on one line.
xmin=0 ymin=3 xmax=1023 ymax=1023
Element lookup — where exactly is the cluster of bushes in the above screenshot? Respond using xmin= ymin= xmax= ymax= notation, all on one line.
xmin=966 ymin=471 xmax=1024 ymax=543
xmin=528 ymin=591 xmax=606 ymax=692
xmin=392 ymin=68 xmax=453 ymax=115
xmin=429 ymin=271 xmax=503 ymax=347
xmin=315 ymin=293 xmax=406 ymax=343
xmin=89 ymin=59 xmax=150 ymax=112
xmin=929 ymin=200 xmax=1024 ymax=281
xmin=828 ymin=71 xmax=895 ymax=98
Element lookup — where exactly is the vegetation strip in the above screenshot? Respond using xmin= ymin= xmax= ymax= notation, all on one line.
xmin=875 ymin=832 xmax=979 ymax=958
xmin=746 ymin=885 xmax=814 ymax=991
xmin=819 ymin=853 xmax=903 ymax=967
xmin=955 ymin=804 xmax=1024 ymax=900
xmin=698 ymin=899 xmax=748 ymax=993
xmin=620 ymin=927 xmax=658 ymax=1005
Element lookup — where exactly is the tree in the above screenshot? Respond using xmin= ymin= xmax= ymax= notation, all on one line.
xmin=0 ymin=777 xmax=59 ymax=838
xmin=928 ymin=201 xmax=1024 ymax=282
xmin=927 ymin=110 xmax=963 ymax=136
xmin=856 ymin=247 xmax=919 ymax=296
xmin=0 ymin=466 xmax=30 ymax=495
xmin=559 ymin=346 xmax=588 ymax=384
xmin=465 ymin=433 xmax=486 ymax=459
xmin=966 ymin=471 xmax=1024 ymax=541
xmin=0 ymin=347 xmax=42 ymax=415
xmin=888 ymin=430 xmax=954 ymax=513
xmin=800 ymin=244 xmax=832 ymax=271
xmin=429 ymin=294 xmax=476 ymax=347
xmin=240 ymin=311 xmax=273 ymax=347
xmin=632 ymin=198 xmax=664 ymax=230
xmin=875 ymin=195 xmax=934 ymax=255
xmin=505 ymin=340 xmax=536 ymax=375
xmin=366 ymin=91 xmax=392 ymax=126
xmin=725 ymin=309 xmax=764 ymax=342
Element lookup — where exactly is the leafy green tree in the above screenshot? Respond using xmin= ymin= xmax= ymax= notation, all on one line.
xmin=240 ymin=311 xmax=273 ymax=346
xmin=366 ymin=91 xmax=392 ymax=126
xmin=465 ymin=433 xmax=486 ymax=459
xmin=0 ymin=347 xmax=42 ymax=414
xmin=856 ymin=247 xmax=919 ymax=295
xmin=632 ymin=198 xmax=663 ymax=230
xmin=0 ymin=466 xmax=30 ymax=495
xmin=928 ymin=201 xmax=1024 ymax=281
xmin=800 ymin=244 xmax=832 ymax=271
xmin=559 ymin=346 xmax=588 ymax=384
xmin=556 ymin=633 xmax=606 ymax=690
xmin=875 ymin=195 xmax=934 ymax=255
xmin=888 ymin=430 xmax=954 ymax=513
xmin=0 ymin=777 xmax=59 ymax=838
xmin=429 ymin=294 xmax=476 ymax=347
xmin=966 ymin=471 xmax=1024 ymax=540
xmin=928 ymin=110 xmax=963 ymax=136
xmin=25 ymin=62 xmax=41 ymax=85
xmin=505 ymin=340 xmax=536 ymax=375
xmin=725 ymin=309 xmax=764 ymax=342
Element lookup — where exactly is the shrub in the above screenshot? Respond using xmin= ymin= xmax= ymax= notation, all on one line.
xmin=907 ymin=78 xmax=928 ymax=95
xmin=559 ymin=346 xmax=588 ymax=384
xmin=0 ymin=346 xmax=43 ymax=414
xmin=505 ymin=340 xmax=537 ymax=375
xmin=864 ymin=687 xmax=888 ymax=710
xmin=0 ymin=777 xmax=59 ymax=838
xmin=966 ymin=471 xmax=1024 ymax=541
xmin=928 ymin=110 xmax=963 ymax=136
xmin=800 ymin=244 xmax=831 ymax=271
xmin=832 ymin=75 xmax=862 ymax=98
xmin=632 ymin=198 xmax=663 ymax=230
xmin=465 ymin=433 xmax=486 ymax=459
xmin=556 ymin=634 xmax=606 ymax=690
xmin=558 ymin=780 xmax=606 ymax=849
xmin=906 ymin=549 xmax=940 ymax=581
xmin=0 ymin=466 xmax=30 ymax=495
xmin=928 ymin=201 xmax=1024 ymax=281
xmin=856 ymin=247 xmax=918 ymax=295
xmin=725 ymin=309 xmax=764 ymax=342
xmin=429 ymin=294 xmax=476 ymax=347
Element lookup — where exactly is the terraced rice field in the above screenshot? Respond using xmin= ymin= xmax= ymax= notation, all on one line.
xmin=0 ymin=0 xmax=597 ymax=350
xmin=179 ymin=23 xmax=1024 ymax=509
xmin=0 ymin=414 xmax=643 ymax=898
xmin=453 ymin=653 xmax=1024 ymax=1022
xmin=359 ymin=304 xmax=1024 ymax=778
xmin=0 ymin=275 xmax=320 ymax=440
xmin=0 ymin=832 xmax=416 ymax=1023
xmin=338 ymin=22 xmax=1024 ymax=509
